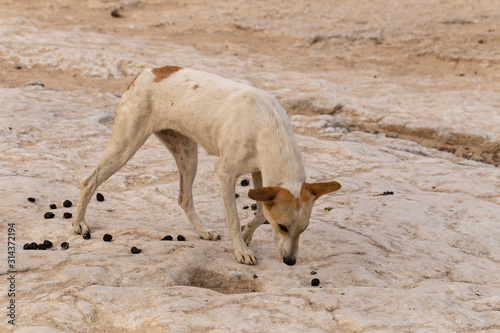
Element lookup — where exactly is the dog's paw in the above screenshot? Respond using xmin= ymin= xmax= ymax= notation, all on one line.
xmin=199 ymin=229 xmax=221 ymax=241
xmin=73 ymin=222 xmax=90 ymax=235
xmin=235 ymin=248 xmax=257 ymax=265
xmin=241 ymin=225 xmax=254 ymax=246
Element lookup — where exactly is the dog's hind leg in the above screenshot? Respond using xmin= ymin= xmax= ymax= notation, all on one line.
xmin=241 ymin=171 xmax=267 ymax=245
xmin=72 ymin=103 xmax=152 ymax=234
xmin=155 ymin=129 xmax=221 ymax=240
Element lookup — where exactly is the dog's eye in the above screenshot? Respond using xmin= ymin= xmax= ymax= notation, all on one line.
xmin=278 ymin=224 xmax=288 ymax=233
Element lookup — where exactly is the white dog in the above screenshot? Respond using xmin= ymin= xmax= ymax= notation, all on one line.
xmin=73 ymin=65 xmax=341 ymax=265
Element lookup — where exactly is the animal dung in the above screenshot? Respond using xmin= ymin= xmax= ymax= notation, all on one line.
xmin=63 ymin=212 xmax=73 ymax=219
xmin=240 ymin=179 xmax=250 ymax=186
xmin=311 ymin=270 xmax=317 ymax=275
xmin=161 ymin=235 xmax=173 ymax=241
xmin=311 ymin=278 xmax=320 ymax=286
xmin=131 ymin=246 xmax=142 ymax=254
xmin=23 ymin=243 xmax=33 ymax=250
xmin=28 ymin=197 xmax=36 ymax=202
xmin=44 ymin=212 xmax=55 ymax=219
xmin=243 ymin=205 xmax=249 ymax=209
xmin=31 ymin=242 xmax=38 ymax=250
xmin=50 ymin=204 xmax=57 ymax=209
xmin=38 ymin=244 xmax=47 ymax=250
xmin=61 ymin=242 xmax=69 ymax=250
xmin=177 ymin=235 xmax=186 ymax=241
xmin=96 ymin=193 xmax=105 ymax=201
xmin=235 ymin=193 xmax=240 ymax=198
xmin=103 ymin=234 xmax=113 ymax=242
xmin=83 ymin=232 xmax=91 ymax=240
xmin=63 ymin=200 xmax=72 ymax=207
xmin=111 ymin=8 xmax=123 ymax=18
xmin=43 ymin=240 xmax=53 ymax=248
xmin=374 ymin=191 xmax=395 ymax=196
xmin=251 ymin=203 xmax=257 ymax=210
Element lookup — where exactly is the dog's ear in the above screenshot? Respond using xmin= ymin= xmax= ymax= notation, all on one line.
xmin=304 ymin=181 xmax=341 ymax=200
xmin=248 ymin=186 xmax=279 ymax=202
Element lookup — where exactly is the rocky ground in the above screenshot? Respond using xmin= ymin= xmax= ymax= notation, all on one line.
xmin=1 ymin=1 xmax=499 ymax=332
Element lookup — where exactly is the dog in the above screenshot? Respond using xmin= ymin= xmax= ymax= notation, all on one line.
xmin=72 ymin=65 xmax=341 ymax=265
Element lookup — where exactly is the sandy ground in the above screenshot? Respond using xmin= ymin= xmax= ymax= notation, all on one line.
xmin=1 ymin=0 xmax=500 ymax=332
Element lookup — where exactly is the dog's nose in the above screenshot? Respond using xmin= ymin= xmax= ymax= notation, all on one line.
xmin=283 ymin=257 xmax=296 ymax=266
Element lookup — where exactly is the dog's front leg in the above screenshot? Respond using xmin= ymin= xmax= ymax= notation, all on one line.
xmin=241 ymin=171 xmax=267 ymax=246
xmin=216 ymin=169 xmax=256 ymax=265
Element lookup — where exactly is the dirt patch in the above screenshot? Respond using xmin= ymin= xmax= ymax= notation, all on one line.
xmin=181 ymin=267 xmax=261 ymax=294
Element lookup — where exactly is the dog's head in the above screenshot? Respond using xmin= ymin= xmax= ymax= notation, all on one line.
xmin=248 ymin=181 xmax=341 ymax=266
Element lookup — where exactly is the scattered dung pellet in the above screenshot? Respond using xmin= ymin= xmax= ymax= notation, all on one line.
xmin=63 ymin=200 xmax=72 ymax=208
xmin=43 ymin=240 xmax=53 ymax=248
xmin=50 ymin=204 xmax=57 ymax=209
xmin=103 ymin=234 xmax=113 ymax=242
xmin=251 ymin=203 xmax=258 ymax=210
xmin=38 ymin=244 xmax=46 ymax=250
xmin=111 ymin=8 xmax=123 ymax=18
xmin=161 ymin=235 xmax=173 ymax=241
xmin=28 ymin=197 xmax=36 ymax=202
xmin=177 ymin=235 xmax=186 ymax=241
xmin=44 ymin=212 xmax=55 ymax=219
xmin=31 ymin=242 xmax=38 ymax=250
xmin=61 ymin=242 xmax=69 ymax=250
xmin=235 ymin=193 xmax=240 ymax=198
xmin=131 ymin=246 xmax=142 ymax=254
xmin=243 ymin=205 xmax=249 ymax=210
xmin=240 ymin=179 xmax=250 ymax=186
xmin=63 ymin=212 xmax=73 ymax=219
xmin=23 ymin=243 xmax=33 ymax=250
xmin=96 ymin=193 xmax=105 ymax=201
xmin=311 ymin=270 xmax=317 ymax=275
xmin=311 ymin=278 xmax=320 ymax=286
xmin=83 ymin=232 xmax=91 ymax=240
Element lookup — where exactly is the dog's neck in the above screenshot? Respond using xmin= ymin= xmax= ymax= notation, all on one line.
xmin=258 ymin=124 xmax=306 ymax=198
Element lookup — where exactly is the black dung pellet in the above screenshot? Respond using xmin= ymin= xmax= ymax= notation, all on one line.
xmin=131 ymin=246 xmax=142 ymax=254
xmin=63 ymin=212 xmax=72 ymax=219
xmin=83 ymin=232 xmax=91 ymax=240
xmin=235 ymin=193 xmax=240 ymax=198
xmin=28 ymin=197 xmax=36 ymax=202
xmin=31 ymin=242 xmax=38 ymax=250
xmin=311 ymin=278 xmax=320 ymax=286
xmin=177 ymin=235 xmax=185 ymax=241
xmin=240 ymin=179 xmax=250 ymax=186
xmin=61 ymin=242 xmax=69 ymax=250
xmin=311 ymin=270 xmax=317 ymax=275
xmin=63 ymin=200 xmax=72 ymax=208
xmin=96 ymin=193 xmax=105 ymax=201
xmin=243 ymin=205 xmax=249 ymax=210
xmin=161 ymin=235 xmax=173 ymax=241
xmin=111 ymin=8 xmax=123 ymax=18
xmin=23 ymin=243 xmax=32 ymax=250
xmin=38 ymin=244 xmax=46 ymax=250
xmin=103 ymin=234 xmax=113 ymax=242
xmin=50 ymin=204 xmax=57 ymax=209
xmin=44 ymin=212 xmax=55 ymax=219
xmin=251 ymin=203 xmax=258 ymax=211
xmin=43 ymin=240 xmax=53 ymax=248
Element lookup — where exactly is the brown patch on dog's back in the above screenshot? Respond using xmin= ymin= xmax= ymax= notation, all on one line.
xmin=152 ymin=65 xmax=182 ymax=83
xmin=126 ymin=74 xmax=139 ymax=91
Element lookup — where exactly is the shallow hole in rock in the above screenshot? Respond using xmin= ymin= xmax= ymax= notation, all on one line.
xmin=183 ymin=267 xmax=261 ymax=294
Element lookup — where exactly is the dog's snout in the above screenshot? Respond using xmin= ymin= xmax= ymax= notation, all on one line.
xmin=283 ymin=257 xmax=296 ymax=266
